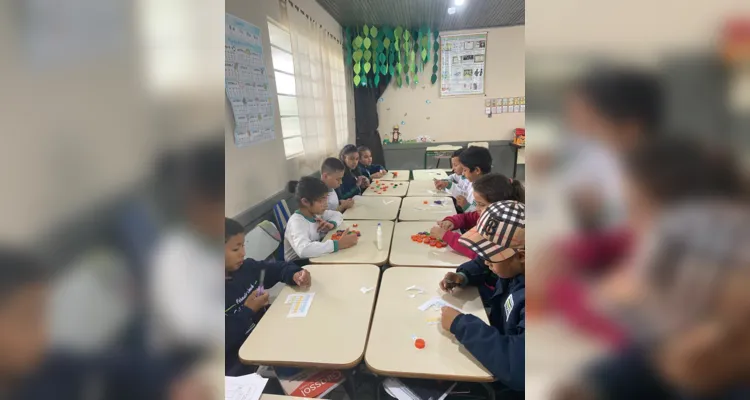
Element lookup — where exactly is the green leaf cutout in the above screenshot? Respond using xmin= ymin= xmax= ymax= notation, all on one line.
xmin=396 ymin=75 xmax=402 ymax=88
xmin=431 ymin=74 xmax=437 ymax=84
xmin=353 ymin=63 xmax=361 ymax=74
xmin=353 ymin=75 xmax=361 ymax=86
xmin=394 ymin=26 xmax=403 ymax=39
xmin=421 ymin=48 xmax=427 ymax=61
xmin=378 ymin=53 xmax=386 ymax=63
xmin=405 ymin=74 xmax=410 ymax=85
xmin=421 ymin=36 xmax=428 ymax=48
xmin=389 ymin=64 xmax=395 ymax=75
xmin=414 ymin=73 xmax=419 ymax=84
xmin=433 ymin=40 xmax=439 ymax=52
xmin=363 ymin=25 xmax=369 ymax=37
xmin=433 ymin=64 xmax=438 ymax=73
xmin=364 ymin=50 xmax=371 ymax=61
xmin=396 ymin=62 xmax=402 ymax=74
xmin=383 ymin=37 xmax=391 ymax=49
xmin=410 ymin=50 xmax=415 ymax=61
xmin=364 ymin=62 xmax=371 ymax=73
xmin=353 ymin=50 xmax=363 ymax=62
xmin=364 ymin=37 xmax=371 ymax=49
xmin=374 ymin=74 xmax=380 ymax=86
xmin=370 ymin=26 xmax=378 ymax=38
xmin=353 ymin=36 xmax=363 ymax=49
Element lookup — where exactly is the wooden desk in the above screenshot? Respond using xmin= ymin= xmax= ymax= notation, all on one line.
xmin=363 ymin=181 xmax=409 ymax=197
xmin=238 ymin=264 xmax=379 ymax=368
xmin=310 ymin=220 xmax=394 ymax=266
xmin=398 ymin=197 xmax=456 ymax=221
xmin=412 ymin=169 xmax=449 ymax=181
xmin=389 ymin=221 xmax=471 ymax=267
xmin=365 ymin=267 xmax=493 ymax=382
xmin=343 ymin=196 xmax=401 ymax=220
xmin=378 ymin=170 xmax=410 ymax=181
xmin=406 ymin=180 xmax=451 ymax=197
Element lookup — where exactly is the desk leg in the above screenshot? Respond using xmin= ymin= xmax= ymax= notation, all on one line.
xmin=343 ymin=369 xmax=357 ymax=400
xmin=481 ymin=382 xmax=497 ymax=400
xmin=512 ymin=149 xmax=518 ymax=179
xmin=434 ymin=158 xmax=442 ymax=169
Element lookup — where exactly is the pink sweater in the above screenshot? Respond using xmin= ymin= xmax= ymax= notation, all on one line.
xmin=440 ymin=211 xmax=480 ymax=258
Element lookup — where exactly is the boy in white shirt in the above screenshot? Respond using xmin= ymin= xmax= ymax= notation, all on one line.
xmin=284 ymin=177 xmax=359 ymax=261
xmin=435 ymin=148 xmax=472 ymax=199
xmin=320 ymin=157 xmax=354 ymax=213
xmin=455 ymin=146 xmax=493 ymax=213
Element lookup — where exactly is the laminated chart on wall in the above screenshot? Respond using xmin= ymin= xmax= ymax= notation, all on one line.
xmin=226 ymin=13 xmax=275 ymax=147
xmin=439 ymin=32 xmax=487 ymax=97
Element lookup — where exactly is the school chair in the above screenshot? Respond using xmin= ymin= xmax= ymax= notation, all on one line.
xmin=424 ymin=144 xmax=462 ymax=169
xmin=272 ymin=199 xmax=292 ymax=260
xmin=244 ymin=220 xmax=280 ymax=261
xmin=468 ymin=141 xmax=489 ymax=149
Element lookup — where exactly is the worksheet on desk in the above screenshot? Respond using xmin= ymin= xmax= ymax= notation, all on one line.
xmin=286 ymin=293 xmax=315 ymax=318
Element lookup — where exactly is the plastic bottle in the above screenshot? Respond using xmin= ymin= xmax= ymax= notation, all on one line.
xmin=376 ymin=223 xmax=383 ymax=250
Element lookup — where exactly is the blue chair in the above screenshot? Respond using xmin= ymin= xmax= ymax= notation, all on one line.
xmin=272 ymin=199 xmax=292 ymax=260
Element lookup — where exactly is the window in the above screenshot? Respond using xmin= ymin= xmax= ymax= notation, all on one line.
xmin=268 ymin=21 xmax=303 ymax=158
xmin=329 ymin=47 xmax=350 ymax=148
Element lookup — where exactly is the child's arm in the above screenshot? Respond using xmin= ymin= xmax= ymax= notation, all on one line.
xmin=443 ymin=211 xmax=479 ymax=231
xmin=441 ymin=230 xmax=478 ymax=258
xmin=455 ymin=258 xmax=491 ymax=287
xmin=225 ymin=301 xmax=259 ymax=352
xmin=450 ymin=308 xmax=525 ymax=390
xmin=287 ymin=219 xmax=339 ymax=258
xmin=321 ymin=210 xmax=344 ymax=229
xmin=245 ymin=258 xmax=302 ymax=288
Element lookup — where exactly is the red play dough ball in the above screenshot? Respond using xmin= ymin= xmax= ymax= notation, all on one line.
xmin=414 ymin=338 xmax=425 ymax=349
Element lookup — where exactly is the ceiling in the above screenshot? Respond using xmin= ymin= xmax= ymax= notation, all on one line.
xmin=314 ymin=0 xmax=524 ymax=31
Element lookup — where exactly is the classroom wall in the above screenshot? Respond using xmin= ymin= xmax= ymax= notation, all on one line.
xmin=225 ymin=0 xmax=355 ymax=217
xmin=376 ymin=26 xmax=525 ymax=143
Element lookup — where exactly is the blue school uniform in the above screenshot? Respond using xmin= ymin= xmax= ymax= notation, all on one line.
xmin=225 ymin=258 xmax=302 ymax=375
xmin=336 ymin=168 xmax=362 ymax=200
xmin=358 ymin=163 xmax=385 ymax=179
xmin=451 ymin=258 xmax=525 ymax=392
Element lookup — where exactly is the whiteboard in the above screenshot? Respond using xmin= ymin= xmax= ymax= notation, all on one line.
xmin=440 ymin=32 xmax=487 ymax=97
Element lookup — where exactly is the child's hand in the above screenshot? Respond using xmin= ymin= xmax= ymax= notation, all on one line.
xmin=440 ymin=306 xmax=463 ymax=331
xmin=293 ymin=269 xmax=311 ymax=288
xmin=439 ymin=271 xmax=466 ymax=292
xmin=340 ymin=198 xmax=354 ymax=210
xmin=439 ymin=220 xmax=455 ymax=231
xmin=315 ymin=218 xmax=334 ymax=233
xmin=430 ymin=225 xmax=447 ymax=239
xmin=243 ymin=289 xmax=270 ymax=312
xmin=456 ymin=195 xmax=468 ymax=208
xmin=337 ymin=228 xmax=359 ymax=249
xmin=356 ymin=176 xmax=369 ymax=188
xmin=434 ymin=180 xmax=448 ymax=190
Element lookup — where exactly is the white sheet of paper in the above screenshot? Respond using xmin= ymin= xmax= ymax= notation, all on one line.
xmin=286 ymin=293 xmax=315 ymax=317
xmin=225 ymin=373 xmax=267 ymax=400
xmin=360 ymin=286 xmax=374 ymax=294
xmin=418 ymin=296 xmax=464 ymax=313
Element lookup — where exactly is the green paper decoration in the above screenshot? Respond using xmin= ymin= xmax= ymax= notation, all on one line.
xmin=353 ymin=36 xmax=363 ymax=49
xmin=381 ymin=64 xmax=388 ymax=75
xmin=353 ymin=50 xmax=363 ymax=62
xmin=364 ymin=62 xmax=371 ymax=73
xmin=353 ymin=75 xmax=361 ymax=85
xmin=370 ymin=26 xmax=378 ymax=38
xmin=353 ymin=63 xmax=361 ymax=74
xmin=374 ymin=74 xmax=380 ymax=86
xmin=421 ymin=48 xmax=427 ymax=62
xmin=405 ymin=74 xmax=409 ymax=85
xmin=363 ymin=25 xmax=369 ymax=37
xmin=396 ymin=74 xmax=402 ymax=87
xmin=383 ymin=37 xmax=391 ymax=49
xmin=364 ymin=37 xmax=371 ymax=49
xmin=431 ymin=74 xmax=437 ymax=84
xmin=378 ymin=53 xmax=386 ymax=63
xmin=364 ymin=50 xmax=371 ymax=61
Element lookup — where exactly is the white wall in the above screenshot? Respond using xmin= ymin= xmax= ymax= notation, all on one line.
xmin=376 ymin=26 xmax=525 ymax=143
xmin=225 ymin=0 xmax=355 ymax=217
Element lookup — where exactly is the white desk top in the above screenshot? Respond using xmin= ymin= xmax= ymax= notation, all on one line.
xmin=412 ymin=169 xmax=449 ymax=181
xmin=406 ymin=180 xmax=452 ymax=197
xmin=343 ymin=196 xmax=402 ymax=220
xmin=239 ymin=264 xmax=379 ymax=368
xmin=365 ymin=267 xmax=493 ymax=382
xmin=398 ymin=197 xmax=456 ymax=221
xmin=378 ymin=170 xmax=410 ymax=181
xmin=389 ymin=221 xmax=471 ymax=267
xmin=426 ymin=145 xmax=462 ymax=152
xmin=310 ymin=220 xmax=394 ymax=266
xmin=363 ymin=181 xmax=409 ymax=197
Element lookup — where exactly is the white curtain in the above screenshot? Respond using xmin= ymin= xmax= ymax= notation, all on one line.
xmin=285 ymin=6 xmax=345 ymax=173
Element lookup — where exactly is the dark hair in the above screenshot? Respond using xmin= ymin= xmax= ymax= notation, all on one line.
xmin=573 ymin=66 xmax=663 ymax=133
xmin=472 ymin=173 xmax=525 ymax=203
xmin=0 ymin=247 xmax=48 ymax=302
xmin=186 ymin=141 xmax=224 ymax=201
xmin=452 ymin=148 xmax=465 ymax=158
xmin=357 ymin=145 xmax=371 ymax=155
xmin=626 ymin=136 xmax=748 ymax=205
xmin=288 ymin=176 xmax=330 ymax=205
xmin=225 ymin=218 xmax=244 ymax=243
xmin=458 ymin=146 xmax=492 ymax=174
xmin=321 ymin=157 xmax=345 ymax=174
xmin=339 ymin=144 xmax=358 ymax=159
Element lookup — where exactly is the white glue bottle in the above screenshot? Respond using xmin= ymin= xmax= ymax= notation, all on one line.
xmin=376 ymin=223 xmax=383 ymax=250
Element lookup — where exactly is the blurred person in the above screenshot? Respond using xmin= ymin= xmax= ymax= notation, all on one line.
xmin=438 ymin=201 xmax=525 ymax=398
xmin=320 ymin=157 xmax=353 ymax=213
xmin=545 ymin=136 xmax=749 ymax=347
xmin=150 ymin=142 xmax=224 ymax=354
xmin=554 ymin=202 xmax=750 ymax=400
xmin=224 ymin=218 xmax=310 ymax=376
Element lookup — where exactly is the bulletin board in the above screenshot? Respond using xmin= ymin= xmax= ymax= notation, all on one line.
xmin=439 ymin=32 xmax=487 ymax=97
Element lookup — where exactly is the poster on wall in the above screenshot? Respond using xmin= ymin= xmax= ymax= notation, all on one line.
xmin=225 ymin=13 xmax=275 ymax=147
xmin=439 ymin=32 xmax=487 ymax=97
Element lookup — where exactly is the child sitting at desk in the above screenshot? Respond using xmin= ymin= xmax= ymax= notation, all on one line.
xmin=357 ymin=145 xmax=387 ymax=180
xmin=337 ymin=145 xmax=369 ymax=200
xmin=434 ymin=148 xmax=470 ymax=198
xmin=320 ymin=157 xmax=353 ymax=213
xmin=284 ymin=177 xmax=358 ymax=261
xmin=439 ymin=200 xmax=526 ymax=395
xmin=455 ymin=146 xmax=493 ymax=212
xmin=224 ymin=218 xmax=311 ymax=376
xmin=430 ymin=173 xmax=525 ymax=258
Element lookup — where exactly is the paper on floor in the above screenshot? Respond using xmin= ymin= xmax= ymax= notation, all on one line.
xmin=225 ymin=373 xmax=267 ymax=400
